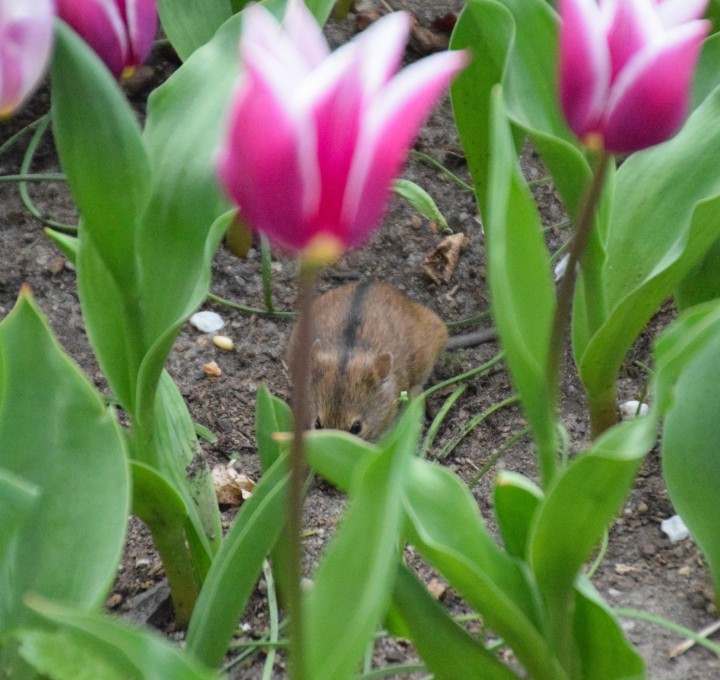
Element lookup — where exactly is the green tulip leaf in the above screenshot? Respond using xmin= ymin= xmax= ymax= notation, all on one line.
xmin=0 ymin=291 xmax=129 ymax=630
xmin=393 ymin=179 xmax=448 ymax=231
xmin=494 ymin=471 xmax=543 ymax=559
xmin=157 ymin=0 xmax=233 ymax=60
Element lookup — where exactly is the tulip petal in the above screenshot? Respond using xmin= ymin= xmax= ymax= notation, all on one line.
xmin=0 ymin=0 xmax=54 ymax=113
xmin=605 ymin=0 xmax=661 ymax=78
xmin=558 ymin=0 xmax=611 ymax=138
xmin=217 ymin=61 xmax=316 ymax=251
xmin=604 ymin=20 xmax=710 ymax=153
xmin=656 ymin=0 xmax=708 ymax=27
xmin=355 ymin=11 xmax=411 ymax=98
xmin=282 ymin=0 xmax=329 ymax=68
xmin=342 ymin=50 xmax=467 ymax=246
xmin=57 ymin=0 xmax=129 ymax=77
xmin=123 ymin=0 xmax=157 ymax=66
xmin=242 ymin=3 xmax=313 ymax=82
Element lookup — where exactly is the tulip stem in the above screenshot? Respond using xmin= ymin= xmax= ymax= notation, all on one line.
xmin=287 ymin=263 xmax=318 ymax=680
xmin=546 ymin=150 xmax=611 ymax=448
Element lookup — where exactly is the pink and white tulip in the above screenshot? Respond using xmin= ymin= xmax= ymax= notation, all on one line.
xmin=559 ymin=0 xmax=710 ymax=154
xmin=0 ymin=0 xmax=54 ymax=117
xmin=217 ymin=0 xmax=468 ymax=256
xmin=57 ymin=0 xmax=157 ymax=78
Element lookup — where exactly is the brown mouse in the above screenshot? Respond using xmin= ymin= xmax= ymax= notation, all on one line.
xmin=287 ymin=280 xmax=494 ymax=440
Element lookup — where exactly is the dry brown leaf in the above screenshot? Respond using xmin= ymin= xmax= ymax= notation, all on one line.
xmin=202 ymin=361 xmax=222 ymax=377
xmin=423 ymin=233 xmax=468 ymax=285
xmin=212 ymin=464 xmax=256 ymax=507
xmin=410 ymin=20 xmax=449 ymax=54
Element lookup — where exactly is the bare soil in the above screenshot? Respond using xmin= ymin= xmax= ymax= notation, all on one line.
xmin=1 ymin=3 xmax=719 ymax=678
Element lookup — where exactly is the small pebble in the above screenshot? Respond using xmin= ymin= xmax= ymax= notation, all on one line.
xmin=554 ymin=254 xmax=569 ymax=281
xmin=190 ymin=310 xmax=225 ymax=333
xmin=661 ymin=514 xmax=690 ymax=543
xmin=203 ymin=361 xmax=222 ymax=378
xmin=619 ymin=400 xmax=649 ymax=419
xmin=678 ymin=565 xmax=692 ymax=577
xmin=106 ymin=593 xmax=123 ymax=608
xmin=637 ymin=501 xmax=649 ymax=513
xmin=213 ymin=335 xmax=234 ymax=351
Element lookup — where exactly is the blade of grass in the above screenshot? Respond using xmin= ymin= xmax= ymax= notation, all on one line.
xmin=421 ymin=385 xmax=466 ymax=458
xmin=423 ymin=351 xmax=504 ymax=399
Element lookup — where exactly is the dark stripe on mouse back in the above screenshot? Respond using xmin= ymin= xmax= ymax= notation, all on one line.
xmin=338 ymin=280 xmax=373 ymax=376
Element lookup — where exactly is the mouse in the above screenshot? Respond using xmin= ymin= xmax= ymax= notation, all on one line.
xmin=287 ymin=280 xmax=495 ymax=440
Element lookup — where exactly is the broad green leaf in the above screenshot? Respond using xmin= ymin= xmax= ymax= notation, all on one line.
xmin=692 ymin=33 xmax=720 ymax=110
xmin=580 ymin=88 xmax=720 ymax=412
xmin=0 ymin=469 xmax=38 ymax=559
xmin=303 ymin=401 xmax=421 ymax=680
xmin=392 ymin=565 xmax=519 ymax=680
xmin=256 ymin=385 xmax=294 ymax=472
xmin=486 ymin=87 xmax=557 ymax=484
xmin=44 ymin=229 xmax=78 ymax=264
xmin=529 ymin=415 xmax=656 ymax=666
xmin=404 ymin=457 xmax=564 ymax=680
xmin=305 ymin=0 xmax=337 ymax=25
xmin=16 ymin=629 xmax=126 ymax=680
xmin=27 ymin=598 xmax=218 ymax=679
xmin=0 ymin=292 xmax=129 ymax=630
xmin=450 ymin=0 xmax=514 ymax=214
xmin=676 ymin=237 xmax=720 ymax=309
xmin=131 ymin=461 xmax=202 ymax=624
xmin=662 ymin=321 xmax=720 ymax=599
xmin=304 ymin=429 xmax=380 ymax=492
xmin=186 ymin=455 xmax=289 ymax=668
xmin=573 ymin=577 xmax=645 ymax=680
xmin=393 ymin=179 xmax=448 ymax=231
xmin=494 ymin=471 xmax=543 ymax=559
xmin=51 ymin=22 xmax=149 ymax=411
xmin=156 ymin=0 xmax=232 ymax=60
xmin=653 ymin=299 xmax=720 ymax=413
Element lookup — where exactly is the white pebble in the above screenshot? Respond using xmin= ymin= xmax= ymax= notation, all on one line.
xmin=661 ymin=515 xmax=690 ymax=543
xmin=619 ymin=400 xmax=649 ymax=419
xmin=190 ymin=311 xmax=225 ymax=333
xmin=554 ymin=254 xmax=569 ymax=282
xmin=213 ymin=335 xmax=234 ymax=351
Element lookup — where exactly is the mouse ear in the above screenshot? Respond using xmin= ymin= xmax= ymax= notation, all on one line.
xmin=374 ymin=352 xmax=393 ymax=382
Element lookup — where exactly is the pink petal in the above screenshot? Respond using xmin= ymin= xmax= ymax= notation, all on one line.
xmin=603 ymin=20 xmax=710 ymax=153
xmin=217 ymin=62 xmax=313 ymax=251
xmin=122 ymin=0 xmax=157 ymax=66
xmin=57 ymin=0 xmax=129 ymax=77
xmin=242 ymin=3 xmax=313 ymax=83
xmin=558 ymin=0 xmax=611 ymax=138
xmin=656 ymin=0 xmax=708 ymax=27
xmin=605 ymin=0 xmax=660 ymax=80
xmin=342 ymin=50 xmax=468 ymax=246
xmin=282 ymin=0 xmax=329 ymax=68
xmin=354 ymin=11 xmax=411 ymax=98
xmin=301 ymin=43 xmax=364 ymax=238
xmin=0 ymin=0 xmax=54 ymax=114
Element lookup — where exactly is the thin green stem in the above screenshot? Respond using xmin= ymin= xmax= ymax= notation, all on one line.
xmin=260 ymin=235 xmax=275 ymax=313
xmin=0 ymin=173 xmax=66 ymax=183
xmin=410 ymin=150 xmax=474 ymax=193
xmin=0 ymin=116 xmax=45 ymax=157
xmin=421 ymin=385 xmax=466 ymax=458
xmin=19 ymin=115 xmax=78 ymax=233
xmin=287 ymin=264 xmax=319 ymax=680
xmin=468 ymin=426 xmax=530 ymax=488
xmin=437 ymin=395 xmax=519 ymax=460
xmin=422 ymin=351 xmax=504 ymax=399
xmin=261 ymin=561 xmax=279 ymax=680
xmin=359 ymin=663 xmax=426 ymax=679
xmin=207 ymin=292 xmax=296 ymax=319
xmin=546 ymin=151 xmax=611 ymax=458
xmin=446 ymin=309 xmax=491 ymax=330
xmin=616 ymin=608 xmax=720 ymax=657
xmin=586 ymin=529 xmax=609 ymax=579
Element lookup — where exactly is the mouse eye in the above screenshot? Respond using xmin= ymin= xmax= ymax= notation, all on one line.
xmin=314 ymin=417 xmax=323 ymax=429
xmin=349 ymin=420 xmax=362 ymax=436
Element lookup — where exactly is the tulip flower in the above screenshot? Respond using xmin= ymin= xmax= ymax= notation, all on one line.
xmin=217 ymin=0 xmax=468 ymax=258
xmin=57 ymin=0 xmax=157 ymax=78
xmin=0 ymin=0 xmax=54 ymax=117
xmin=559 ymin=0 xmax=710 ymax=154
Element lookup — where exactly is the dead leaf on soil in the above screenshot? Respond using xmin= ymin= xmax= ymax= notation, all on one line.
xmin=423 ymin=233 xmax=468 ymax=285
xmin=203 ymin=361 xmax=222 ymax=378
xmin=212 ymin=464 xmax=256 ymax=507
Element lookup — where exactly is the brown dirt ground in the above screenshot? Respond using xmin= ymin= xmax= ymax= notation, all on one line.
xmin=1 ymin=3 xmax=719 ymax=679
